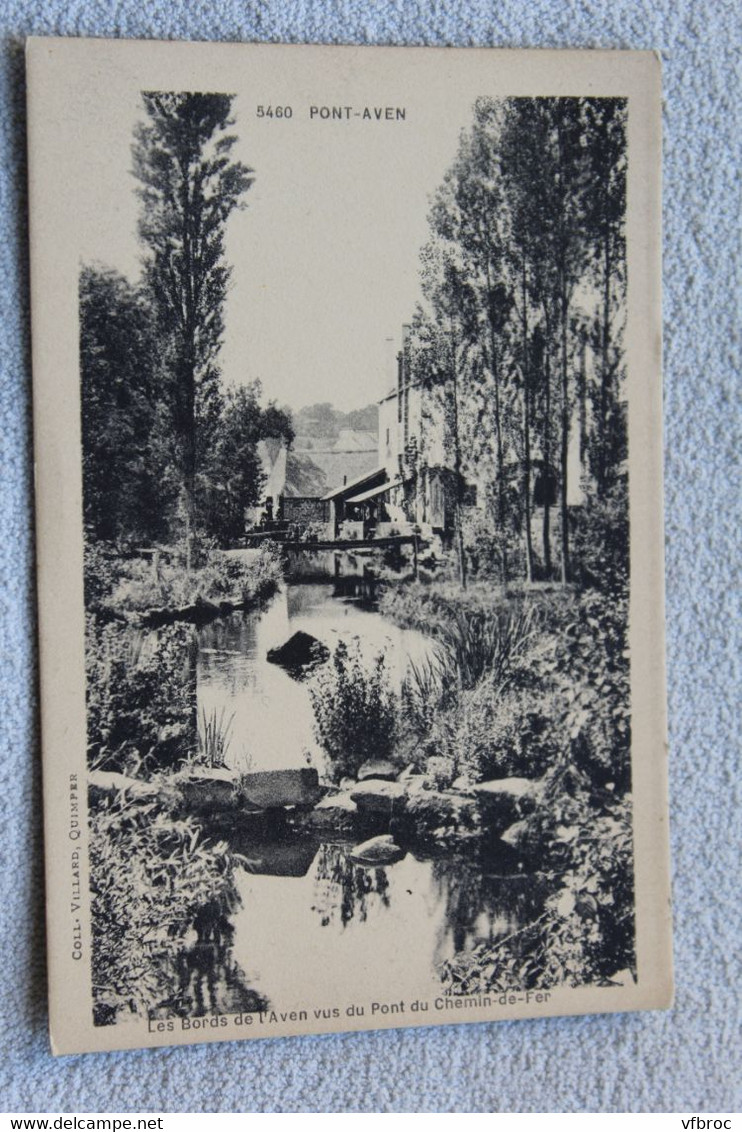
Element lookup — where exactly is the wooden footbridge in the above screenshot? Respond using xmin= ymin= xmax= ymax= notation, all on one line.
xmin=242 ymin=530 xmax=419 ymax=553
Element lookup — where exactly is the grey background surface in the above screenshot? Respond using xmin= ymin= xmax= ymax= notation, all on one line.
xmin=1 ymin=0 xmax=739 ymax=1113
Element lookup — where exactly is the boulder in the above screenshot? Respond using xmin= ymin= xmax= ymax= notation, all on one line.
xmin=266 ymin=631 xmax=330 ymax=677
xmin=473 ymin=776 xmax=543 ymax=831
xmin=350 ymin=778 xmax=406 ymax=816
xmin=357 ymin=759 xmax=398 ymax=782
xmin=297 ymin=790 xmax=358 ymax=833
xmin=500 ymin=818 xmax=529 ymax=850
xmin=474 ymin=776 xmax=542 ymax=800
xmin=350 ymin=834 xmax=405 ymax=866
xmin=314 ymin=790 xmax=357 ymax=813
xmin=239 ymin=767 xmax=322 ymax=809
xmin=88 ymin=770 xmax=166 ymax=807
xmin=403 ymin=782 xmax=480 ymax=836
xmin=177 ymin=766 xmax=241 ymax=813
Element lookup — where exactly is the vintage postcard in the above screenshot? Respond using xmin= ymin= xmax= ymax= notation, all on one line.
xmin=27 ymin=38 xmax=671 ymax=1055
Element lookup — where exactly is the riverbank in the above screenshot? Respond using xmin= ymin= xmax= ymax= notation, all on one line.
xmin=370 ymin=575 xmax=635 ymax=990
xmin=85 ymin=539 xmax=284 ymax=625
xmin=84 ymin=560 xmax=635 ymax=1021
xmin=84 ymin=541 xmax=285 ymax=776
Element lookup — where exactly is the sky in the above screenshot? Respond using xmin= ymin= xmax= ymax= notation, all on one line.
xmin=76 ymin=87 xmax=475 ymax=415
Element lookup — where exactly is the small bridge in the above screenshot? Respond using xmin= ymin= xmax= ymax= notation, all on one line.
xmin=279 ymin=534 xmax=423 ymax=588
xmin=282 ymin=534 xmax=419 ymax=552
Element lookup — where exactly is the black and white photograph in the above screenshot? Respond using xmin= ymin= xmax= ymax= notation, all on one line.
xmin=28 ymin=40 xmax=670 ymax=1054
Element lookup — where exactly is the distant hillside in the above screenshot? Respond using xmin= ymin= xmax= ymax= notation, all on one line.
xmin=293 ymin=402 xmax=379 ymax=439
xmin=257 ymin=431 xmax=379 ymax=500
xmin=256 ymin=402 xmax=380 ymax=499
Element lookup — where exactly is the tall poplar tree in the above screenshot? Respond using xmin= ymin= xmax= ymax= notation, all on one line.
xmin=132 ymin=92 xmax=254 ymax=562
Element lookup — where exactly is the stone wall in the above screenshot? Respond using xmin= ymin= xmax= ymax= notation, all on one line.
xmin=283 ymin=496 xmax=327 ymax=525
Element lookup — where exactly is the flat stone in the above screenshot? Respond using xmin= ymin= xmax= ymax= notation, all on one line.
xmin=88 ymin=770 xmax=164 ymax=805
xmin=350 ymin=778 xmax=406 ymax=815
xmin=357 ymin=759 xmax=398 ymax=782
xmin=296 ymin=791 xmax=358 ymax=833
xmin=239 ymin=767 xmax=322 ymax=809
xmin=473 ymin=776 xmax=542 ymax=801
xmin=314 ymin=791 xmax=357 ymax=813
xmin=177 ymin=766 xmax=240 ymax=812
xmin=350 ymin=834 xmax=405 ymax=866
xmin=403 ymin=784 xmax=480 ymax=834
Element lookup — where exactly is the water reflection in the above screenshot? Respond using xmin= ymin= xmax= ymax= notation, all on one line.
xmin=428 ymin=857 xmax=546 ymax=957
xmin=228 ymin=841 xmax=545 ymax=1006
xmin=197 ymin=584 xmax=433 ymax=774
xmin=308 ymin=844 xmax=545 ymax=957
xmin=311 ymin=843 xmax=391 ymax=928
xmin=163 ymin=584 xmax=547 ymax=1012
xmin=153 ymin=906 xmax=269 ymax=1019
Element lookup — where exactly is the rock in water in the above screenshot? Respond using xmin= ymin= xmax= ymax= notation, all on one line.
xmin=357 ymin=759 xmax=398 ymax=782
xmin=350 ymin=778 xmax=406 ymax=815
xmin=266 ymin=631 xmax=330 ymax=677
xmin=177 ymin=766 xmax=241 ymax=813
xmin=350 ymin=834 xmax=405 ymax=866
xmin=473 ymin=776 xmax=543 ymax=831
xmin=239 ymin=767 xmax=322 ymax=808
xmin=298 ymin=790 xmax=358 ymax=833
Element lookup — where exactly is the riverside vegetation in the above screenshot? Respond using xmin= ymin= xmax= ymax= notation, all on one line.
xmin=85 ymin=540 xmax=284 ymax=1022
xmin=81 ymin=90 xmax=635 ymax=1022
xmin=78 ymin=93 xmax=296 ymax=1022
xmin=305 ymin=519 xmax=633 ymax=992
xmin=296 ymin=92 xmax=637 ymax=993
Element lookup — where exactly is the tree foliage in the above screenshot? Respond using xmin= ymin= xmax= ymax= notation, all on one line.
xmin=80 ymin=93 xmax=295 ymax=551
xmin=407 ymin=96 xmax=628 ymax=589
xmin=79 ymin=266 xmax=169 ymax=542
xmin=131 ymin=92 xmax=254 ymax=549
xmin=201 ymin=382 xmax=294 ymax=543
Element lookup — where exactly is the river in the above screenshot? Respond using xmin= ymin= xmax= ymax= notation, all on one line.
xmin=180 ymin=583 xmax=543 ymax=1016
xmin=197 ymin=582 xmax=433 ymax=775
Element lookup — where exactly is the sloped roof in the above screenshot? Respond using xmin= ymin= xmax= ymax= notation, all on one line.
xmin=285 ymin=449 xmax=380 ymax=498
xmin=258 ymin=436 xmax=379 ymax=500
xmin=322 ymin=465 xmax=387 ymax=502
xmin=346 ymin=478 xmax=403 ymax=504
xmin=256 ymin=439 xmax=288 ymax=500
xmin=334 ymin=429 xmax=378 ymax=451
xmin=284 ymin=450 xmax=329 ymax=498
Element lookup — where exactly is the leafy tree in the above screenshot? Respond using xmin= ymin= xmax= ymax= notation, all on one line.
xmin=201 ymin=382 xmax=294 ymax=543
xmin=409 ymin=275 xmax=471 ymax=589
xmin=345 ymin=403 xmax=380 ymax=433
xmin=293 ymin=402 xmax=341 ymax=439
xmin=582 ymin=100 xmax=628 ymax=497
xmin=413 ymin=96 xmax=628 ymax=590
xmin=428 ymin=105 xmax=516 ymax=582
xmin=132 ymin=92 xmax=254 ymax=562
xmin=79 ymin=265 xmax=169 ymax=542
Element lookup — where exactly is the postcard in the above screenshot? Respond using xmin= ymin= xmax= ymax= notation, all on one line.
xmin=27 ymin=38 xmax=671 ymax=1054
